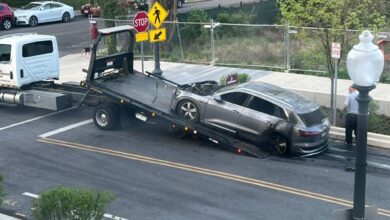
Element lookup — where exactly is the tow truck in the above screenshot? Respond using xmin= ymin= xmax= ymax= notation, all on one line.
xmin=0 ymin=26 xmax=269 ymax=158
xmin=82 ymin=25 xmax=269 ymax=158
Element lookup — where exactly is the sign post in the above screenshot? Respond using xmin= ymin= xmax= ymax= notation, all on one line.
xmin=331 ymin=42 xmax=341 ymax=126
xmin=148 ymin=1 xmax=168 ymax=76
xmin=133 ymin=11 xmax=150 ymax=74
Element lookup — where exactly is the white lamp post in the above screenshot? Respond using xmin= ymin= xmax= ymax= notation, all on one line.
xmin=346 ymin=30 xmax=384 ymax=220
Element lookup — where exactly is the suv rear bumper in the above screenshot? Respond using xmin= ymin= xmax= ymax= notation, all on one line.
xmin=291 ymin=139 xmax=329 ymax=157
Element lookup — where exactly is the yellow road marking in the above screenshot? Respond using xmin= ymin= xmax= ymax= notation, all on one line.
xmin=37 ymin=137 xmax=390 ymax=217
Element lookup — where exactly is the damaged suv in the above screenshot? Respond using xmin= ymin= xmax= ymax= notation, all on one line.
xmin=171 ymin=81 xmax=330 ymax=156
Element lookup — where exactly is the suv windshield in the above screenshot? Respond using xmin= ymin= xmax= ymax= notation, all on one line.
xmin=0 ymin=44 xmax=11 ymax=62
xmin=298 ymin=108 xmax=326 ymax=127
xmin=23 ymin=3 xmax=42 ymax=10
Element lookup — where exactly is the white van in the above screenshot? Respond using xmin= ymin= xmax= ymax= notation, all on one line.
xmin=0 ymin=33 xmax=59 ymax=88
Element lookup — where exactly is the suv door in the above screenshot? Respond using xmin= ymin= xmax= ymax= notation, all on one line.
xmin=237 ymin=95 xmax=288 ymax=143
xmin=203 ymin=92 xmax=249 ymax=133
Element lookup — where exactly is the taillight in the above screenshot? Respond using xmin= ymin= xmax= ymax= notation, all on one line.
xmin=299 ymin=130 xmax=321 ymax=137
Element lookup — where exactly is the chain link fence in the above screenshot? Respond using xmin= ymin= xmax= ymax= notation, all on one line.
xmin=91 ymin=18 xmax=390 ymax=81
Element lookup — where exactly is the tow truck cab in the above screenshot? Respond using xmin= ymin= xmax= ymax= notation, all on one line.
xmin=0 ymin=33 xmax=59 ymax=88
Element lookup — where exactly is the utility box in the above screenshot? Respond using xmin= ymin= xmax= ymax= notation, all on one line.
xmin=22 ymin=90 xmax=70 ymax=111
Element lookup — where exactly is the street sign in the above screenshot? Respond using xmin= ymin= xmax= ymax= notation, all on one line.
xmin=149 ymin=28 xmax=166 ymax=43
xmin=332 ymin=42 xmax=341 ymax=59
xmin=148 ymin=1 xmax=168 ymax=29
xmin=136 ymin=32 xmax=149 ymax=42
xmin=133 ymin=11 xmax=149 ymax=33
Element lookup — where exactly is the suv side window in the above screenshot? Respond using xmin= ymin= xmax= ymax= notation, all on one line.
xmin=221 ymin=92 xmax=249 ymax=106
xmin=0 ymin=5 xmax=4 ymax=11
xmin=247 ymin=96 xmax=287 ymax=119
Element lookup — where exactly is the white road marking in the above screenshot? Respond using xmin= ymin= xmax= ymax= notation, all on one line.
xmin=22 ymin=192 xmax=39 ymax=199
xmin=0 ymin=107 xmax=78 ymax=131
xmin=38 ymin=119 xmax=93 ymax=138
xmin=367 ymin=161 xmax=390 ymax=170
xmin=325 ymin=153 xmax=390 ymax=171
xmin=22 ymin=192 xmax=128 ymax=220
xmin=103 ymin=213 xmax=129 ymax=220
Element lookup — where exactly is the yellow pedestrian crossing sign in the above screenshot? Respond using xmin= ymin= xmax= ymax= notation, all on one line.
xmin=148 ymin=1 xmax=168 ymax=29
xmin=149 ymin=28 xmax=166 ymax=43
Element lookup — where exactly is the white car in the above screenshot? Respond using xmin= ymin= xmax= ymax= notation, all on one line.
xmin=14 ymin=1 xmax=74 ymax=27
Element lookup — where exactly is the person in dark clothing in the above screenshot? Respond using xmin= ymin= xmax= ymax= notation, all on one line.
xmin=342 ymin=86 xmax=359 ymax=146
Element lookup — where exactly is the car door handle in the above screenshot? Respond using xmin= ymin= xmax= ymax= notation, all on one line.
xmin=233 ymin=110 xmax=239 ymax=113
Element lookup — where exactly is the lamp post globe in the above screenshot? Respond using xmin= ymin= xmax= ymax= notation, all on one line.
xmin=346 ymin=30 xmax=384 ymax=220
xmin=347 ymin=30 xmax=384 ymax=87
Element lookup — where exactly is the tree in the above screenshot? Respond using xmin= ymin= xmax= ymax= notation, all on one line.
xmin=277 ymin=0 xmax=386 ymax=118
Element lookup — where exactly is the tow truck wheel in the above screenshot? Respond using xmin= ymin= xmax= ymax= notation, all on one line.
xmin=178 ymin=100 xmax=199 ymax=122
xmin=268 ymin=133 xmax=289 ymax=156
xmin=93 ymin=103 xmax=120 ymax=130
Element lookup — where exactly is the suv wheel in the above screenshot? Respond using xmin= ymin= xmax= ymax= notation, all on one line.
xmin=268 ymin=133 xmax=289 ymax=156
xmin=178 ymin=100 xmax=199 ymax=122
xmin=2 ymin=18 xmax=12 ymax=30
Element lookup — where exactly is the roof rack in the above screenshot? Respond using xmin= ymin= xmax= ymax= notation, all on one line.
xmin=0 ymin=33 xmax=38 ymax=40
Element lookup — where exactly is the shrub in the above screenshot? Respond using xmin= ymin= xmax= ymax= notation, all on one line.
xmin=31 ymin=186 xmax=115 ymax=220
xmin=0 ymin=175 xmax=5 ymax=207
xmin=368 ymin=101 xmax=381 ymax=131
xmin=219 ymin=72 xmax=251 ymax=86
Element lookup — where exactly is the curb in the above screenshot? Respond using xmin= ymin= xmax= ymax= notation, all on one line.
xmin=0 ymin=214 xmax=20 ymax=220
xmin=330 ymin=127 xmax=390 ymax=150
xmin=0 ymin=208 xmax=26 ymax=220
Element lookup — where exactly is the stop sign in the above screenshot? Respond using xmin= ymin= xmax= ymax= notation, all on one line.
xmin=133 ymin=11 xmax=149 ymax=33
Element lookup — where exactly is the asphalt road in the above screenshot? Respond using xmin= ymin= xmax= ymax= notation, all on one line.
xmin=0 ymin=105 xmax=390 ymax=219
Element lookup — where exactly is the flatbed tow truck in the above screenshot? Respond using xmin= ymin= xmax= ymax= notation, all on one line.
xmin=0 ymin=26 xmax=269 ymax=158
xmin=82 ymin=25 xmax=269 ymax=158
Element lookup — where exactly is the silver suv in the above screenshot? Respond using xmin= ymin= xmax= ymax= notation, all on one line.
xmin=171 ymin=81 xmax=330 ymax=156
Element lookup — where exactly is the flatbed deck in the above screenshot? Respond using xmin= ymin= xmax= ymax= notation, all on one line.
xmin=89 ymin=72 xmax=175 ymax=115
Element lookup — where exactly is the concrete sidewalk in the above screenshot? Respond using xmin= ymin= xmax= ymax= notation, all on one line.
xmin=58 ymin=54 xmax=390 ymax=149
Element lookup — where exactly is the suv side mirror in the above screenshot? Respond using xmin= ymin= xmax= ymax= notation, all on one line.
xmin=214 ymin=95 xmax=222 ymax=102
